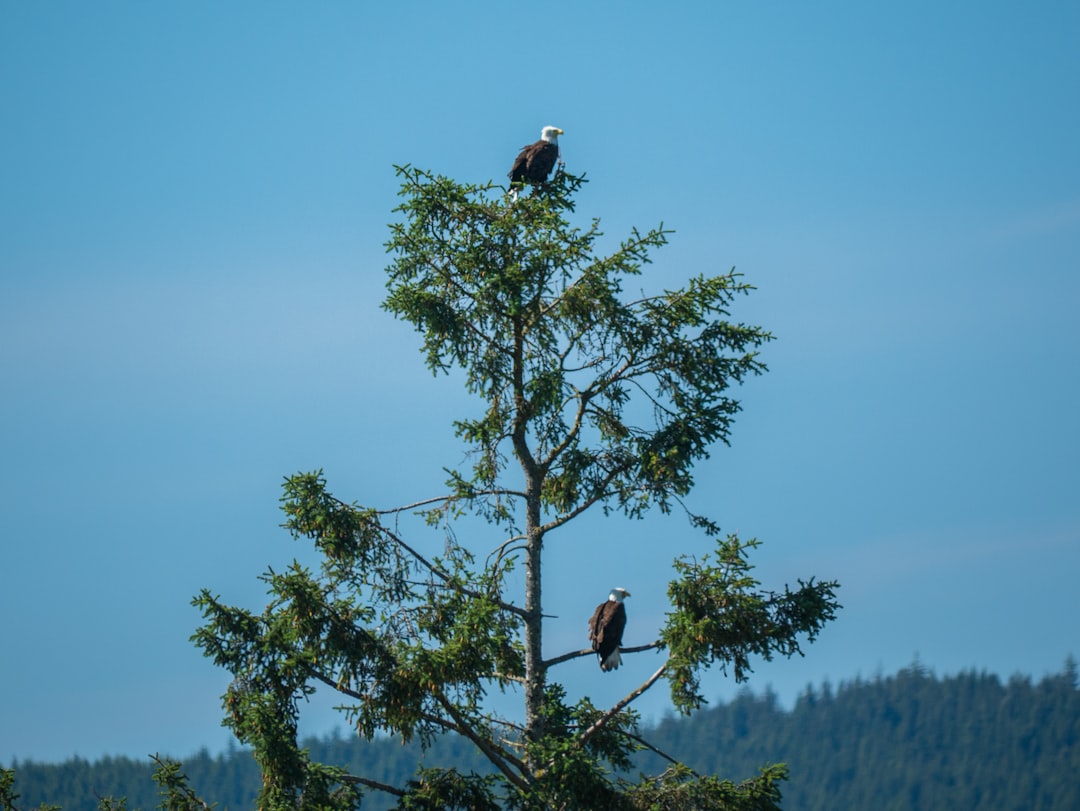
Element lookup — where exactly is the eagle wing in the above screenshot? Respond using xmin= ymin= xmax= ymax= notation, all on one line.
xmin=509 ymin=140 xmax=559 ymax=185
xmin=588 ymin=601 xmax=606 ymax=646
xmin=508 ymin=143 xmax=533 ymax=184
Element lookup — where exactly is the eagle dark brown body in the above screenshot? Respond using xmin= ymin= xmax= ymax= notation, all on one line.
xmin=588 ymin=588 xmax=630 ymax=671
xmin=508 ymin=126 xmax=563 ymax=186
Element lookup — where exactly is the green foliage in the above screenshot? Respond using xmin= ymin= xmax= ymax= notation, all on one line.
xmin=192 ymin=472 xmax=523 ymax=808
xmin=663 ymin=536 xmax=840 ymax=713
xmin=0 ymin=767 xmax=56 ymax=811
xmin=10 ymin=660 xmax=1080 ymax=810
xmin=393 ymin=768 xmax=500 ymax=811
xmin=383 ymin=166 xmax=772 ymax=523
xmin=148 ymin=757 xmax=216 ymax=811
xmin=621 ymin=763 xmax=787 ymax=811
xmin=185 ymin=166 xmax=838 ymax=808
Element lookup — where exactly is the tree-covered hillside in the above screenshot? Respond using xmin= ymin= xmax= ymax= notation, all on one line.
xmin=643 ymin=658 xmax=1079 ymax=810
xmin=8 ymin=660 xmax=1077 ymax=811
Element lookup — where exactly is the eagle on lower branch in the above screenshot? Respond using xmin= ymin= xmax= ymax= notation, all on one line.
xmin=588 ymin=587 xmax=630 ymax=671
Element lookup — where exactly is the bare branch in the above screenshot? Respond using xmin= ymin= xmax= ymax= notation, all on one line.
xmin=433 ymin=692 xmax=531 ymax=792
xmin=486 ymin=533 xmax=527 ymax=568
xmin=542 ymin=647 xmax=595 ymax=669
xmin=337 ymin=773 xmax=406 ymax=797
xmin=621 ymin=731 xmax=701 ymax=777
xmin=489 ymin=671 xmax=526 ymax=684
xmin=542 ymin=640 xmax=664 ymax=670
xmin=377 ymin=489 xmax=526 ymax=517
xmin=576 ymin=660 xmax=669 ymax=749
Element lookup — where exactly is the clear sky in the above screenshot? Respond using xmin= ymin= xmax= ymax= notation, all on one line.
xmin=2 ymin=1 xmax=1078 ymax=766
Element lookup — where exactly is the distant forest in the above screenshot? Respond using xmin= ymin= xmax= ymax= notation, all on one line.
xmin=9 ymin=660 xmax=1078 ymax=811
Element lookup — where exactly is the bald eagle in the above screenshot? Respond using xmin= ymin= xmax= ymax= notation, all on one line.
xmin=588 ymin=588 xmax=630 ymax=671
xmin=508 ymin=125 xmax=563 ymax=188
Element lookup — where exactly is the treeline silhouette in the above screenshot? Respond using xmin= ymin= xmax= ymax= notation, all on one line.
xmin=9 ymin=659 xmax=1078 ymax=810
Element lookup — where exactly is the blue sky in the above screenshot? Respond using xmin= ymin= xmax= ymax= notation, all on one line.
xmin=2 ymin=2 xmax=1078 ymax=765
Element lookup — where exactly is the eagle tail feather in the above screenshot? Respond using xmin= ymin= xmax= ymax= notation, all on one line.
xmin=600 ymin=649 xmax=622 ymax=671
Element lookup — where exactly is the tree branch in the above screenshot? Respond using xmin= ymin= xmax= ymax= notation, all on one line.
xmin=333 ymin=499 xmax=528 ymax=618
xmin=541 ymin=640 xmax=664 ymax=670
xmin=337 ymin=773 xmax=406 ymax=798
xmin=576 ymin=660 xmax=669 ymax=749
xmin=309 ymin=665 xmax=530 ymax=790
xmin=433 ymin=692 xmax=531 ymax=791
xmin=486 ymin=533 xmax=528 ymax=568
xmin=538 ymin=461 xmax=632 ymax=535
xmin=375 ymin=489 xmax=525 ymax=517
xmin=620 ymin=731 xmax=701 ymax=777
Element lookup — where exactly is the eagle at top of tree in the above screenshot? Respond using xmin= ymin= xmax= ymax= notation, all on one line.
xmin=508 ymin=125 xmax=563 ymax=191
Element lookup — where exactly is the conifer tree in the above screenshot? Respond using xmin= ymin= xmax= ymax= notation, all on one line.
xmin=192 ymin=167 xmax=840 ymax=810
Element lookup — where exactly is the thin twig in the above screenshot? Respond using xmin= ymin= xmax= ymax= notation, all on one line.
xmin=334 ymin=498 xmax=527 ymax=618
xmin=377 ymin=489 xmax=527 ymax=517
xmin=621 ymin=731 xmax=700 ymax=777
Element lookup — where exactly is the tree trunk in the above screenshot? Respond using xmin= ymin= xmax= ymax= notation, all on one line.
xmin=523 ymin=479 xmax=544 ymax=759
xmin=511 ymin=314 xmax=545 ymax=768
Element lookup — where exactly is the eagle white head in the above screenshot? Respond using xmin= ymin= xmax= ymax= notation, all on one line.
xmin=609 ymin=587 xmax=631 ymax=603
xmin=540 ymin=125 xmax=564 ymax=144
